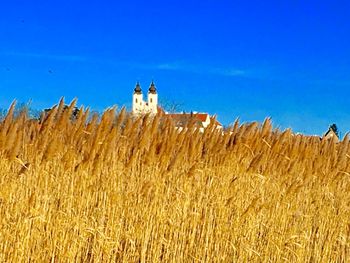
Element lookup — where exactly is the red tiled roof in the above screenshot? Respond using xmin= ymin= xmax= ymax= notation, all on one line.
xmin=167 ymin=113 xmax=209 ymax=121
xmin=166 ymin=113 xmax=219 ymax=128
xmin=195 ymin=113 xmax=209 ymax=122
xmin=166 ymin=114 xmax=203 ymax=128
xmin=157 ymin=106 xmax=166 ymax=115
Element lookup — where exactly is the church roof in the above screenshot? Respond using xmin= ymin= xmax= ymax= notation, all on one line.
xmin=149 ymin=81 xmax=157 ymax=94
xmin=157 ymin=106 xmax=166 ymax=115
xmin=194 ymin=113 xmax=209 ymax=122
xmin=134 ymin=82 xmax=142 ymax=94
xmin=166 ymin=113 xmax=210 ymax=127
xmin=167 ymin=114 xmax=204 ymax=128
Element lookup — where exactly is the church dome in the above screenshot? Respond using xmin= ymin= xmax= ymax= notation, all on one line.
xmin=149 ymin=81 xmax=157 ymax=94
xmin=134 ymin=82 xmax=142 ymax=94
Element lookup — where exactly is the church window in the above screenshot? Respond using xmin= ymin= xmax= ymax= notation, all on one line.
xmin=135 ymin=98 xmax=138 ymax=103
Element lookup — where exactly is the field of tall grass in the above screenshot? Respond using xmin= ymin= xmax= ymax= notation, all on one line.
xmin=0 ymin=99 xmax=349 ymax=262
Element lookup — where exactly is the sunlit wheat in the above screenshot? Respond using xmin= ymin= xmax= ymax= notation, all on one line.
xmin=0 ymin=99 xmax=349 ymax=262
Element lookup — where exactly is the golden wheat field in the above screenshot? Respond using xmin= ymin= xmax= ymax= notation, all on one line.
xmin=0 ymin=98 xmax=349 ymax=262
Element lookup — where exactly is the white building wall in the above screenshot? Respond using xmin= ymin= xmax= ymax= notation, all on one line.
xmin=148 ymin=93 xmax=158 ymax=115
xmin=132 ymin=93 xmax=144 ymax=114
xmin=132 ymin=93 xmax=158 ymax=115
xmin=202 ymin=115 xmax=211 ymax=128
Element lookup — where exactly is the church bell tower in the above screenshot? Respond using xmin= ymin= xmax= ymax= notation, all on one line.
xmin=147 ymin=81 xmax=158 ymax=115
xmin=132 ymin=82 xmax=143 ymax=114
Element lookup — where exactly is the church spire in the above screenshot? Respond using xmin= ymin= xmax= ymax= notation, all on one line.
xmin=149 ymin=80 xmax=157 ymax=94
xmin=134 ymin=81 xmax=142 ymax=94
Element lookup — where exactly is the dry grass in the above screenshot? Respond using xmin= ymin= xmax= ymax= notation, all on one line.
xmin=0 ymin=99 xmax=350 ymax=262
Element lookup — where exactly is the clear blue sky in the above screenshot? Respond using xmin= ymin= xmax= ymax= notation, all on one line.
xmin=0 ymin=1 xmax=349 ymax=135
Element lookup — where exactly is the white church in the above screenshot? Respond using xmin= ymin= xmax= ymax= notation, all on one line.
xmin=132 ymin=81 xmax=223 ymax=131
xmin=132 ymin=81 xmax=158 ymax=115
